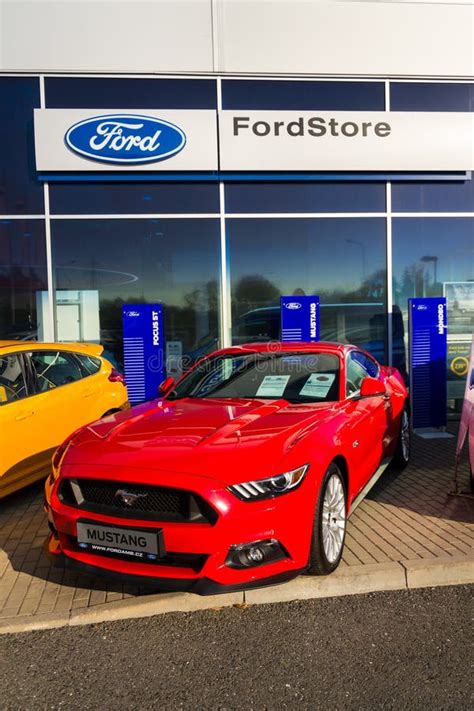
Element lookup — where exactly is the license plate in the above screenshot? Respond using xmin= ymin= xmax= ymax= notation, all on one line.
xmin=76 ymin=520 xmax=165 ymax=563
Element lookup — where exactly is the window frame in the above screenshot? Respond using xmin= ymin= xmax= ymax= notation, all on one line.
xmin=27 ymin=350 xmax=86 ymax=394
xmin=345 ymin=349 xmax=379 ymax=398
xmin=0 ymin=351 xmax=32 ymax=406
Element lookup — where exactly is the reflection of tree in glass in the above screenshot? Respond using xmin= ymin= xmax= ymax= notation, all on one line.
xmin=314 ymin=268 xmax=387 ymax=304
xmin=234 ymin=275 xmax=280 ymax=313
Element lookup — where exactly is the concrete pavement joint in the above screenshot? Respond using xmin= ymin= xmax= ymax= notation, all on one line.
xmin=0 ymin=555 xmax=472 ymax=636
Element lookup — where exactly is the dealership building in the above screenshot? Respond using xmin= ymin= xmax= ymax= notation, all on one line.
xmin=0 ymin=0 xmax=473 ymax=415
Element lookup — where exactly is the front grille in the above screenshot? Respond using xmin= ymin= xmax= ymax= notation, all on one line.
xmin=59 ymin=478 xmax=217 ymax=524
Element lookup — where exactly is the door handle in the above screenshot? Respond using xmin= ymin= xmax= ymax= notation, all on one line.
xmin=82 ymin=389 xmax=96 ymax=398
xmin=15 ymin=411 xmax=34 ymax=421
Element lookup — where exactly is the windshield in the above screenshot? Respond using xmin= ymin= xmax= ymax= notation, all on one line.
xmin=168 ymin=352 xmax=340 ymax=404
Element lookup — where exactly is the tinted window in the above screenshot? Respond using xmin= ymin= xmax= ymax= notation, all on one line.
xmin=228 ymin=217 xmax=387 ymax=362
xmin=49 ymin=182 xmax=220 ymax=216
xmin=0 ymin=77 xmax=44 ymax=214
xmin=51 ymin=218 xmax=220 ymax=368
xmin=392 ymin=180 xmax=474 ymax=213
xmin=392 ymin=217 xmax=474 ymax=400
xmin=0 ymin=220 xmax=48 ymax=340
xmin=76 ymin=353 xmax=101 ymax=376
xmin=30 ymin=351 xmax=84 ymax=391
xmin=390 ymin=83 xmax=474 ymax=112
xmin=45 ymin=77 xmax=217 ymax=109
xmin=225 ymin=183 xmax=386 ymax=214
xmin=0 ymin=354 xmax=28 ymax=403
xmin=222 ymin=80 xmax=385 ymax=110
xmin=346 ymin=352 xmax=369 ymax=396
xmin=171 ymin=352 xmax=341 ymax=403
xmin=351 ymin=350 xmax=379 ymax=378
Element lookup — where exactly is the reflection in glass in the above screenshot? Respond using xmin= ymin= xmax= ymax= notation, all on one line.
xmin=0 ymin=220 xmax=47 ymax=340
xmin=51 ymin=219 xmax=221 ymax=367
xmin=392 ymin=180 xmax=474 ymax=213
xmin=50 ymin=182 xmax=220 ymax=216
xmin=392 ymin=218 xmax=474 ymax=411
xmin=227 ymin=218 xmax=387 ymax=362
xmin=225 ymin=182 xmax=386 ymax=214
xmin=0 ymin=78 xmax=44 ymax=214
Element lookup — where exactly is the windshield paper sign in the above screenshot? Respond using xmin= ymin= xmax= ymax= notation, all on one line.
xmin=280 ymin=296 xmax=320 ymax=342
xmin=409 ymin=297 xmax=447 ymax=430
xmin=122 ymin=304 xmax=165 ymax=404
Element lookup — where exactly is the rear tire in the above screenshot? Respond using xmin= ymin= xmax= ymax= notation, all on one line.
xmin=307 ymin=463 xmax=346 ymax=576
xmin=393 ymin=407 xmax=410 ymax=469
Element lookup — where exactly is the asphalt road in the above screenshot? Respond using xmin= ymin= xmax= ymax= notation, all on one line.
xmin=1 ymin=585 xmax=472 ymax=710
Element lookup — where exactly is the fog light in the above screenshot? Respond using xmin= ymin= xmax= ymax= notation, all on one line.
xmin=246 ymin=546 xmax=264 ymax=564
xmin=225 ymin=539 xmax=288 ymax=569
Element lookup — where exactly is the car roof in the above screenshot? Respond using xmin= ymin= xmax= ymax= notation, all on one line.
xmin=0 ymin=341 xmax=104 ymax=357
xmin=212 ymin=341 xmax=352 ymax=357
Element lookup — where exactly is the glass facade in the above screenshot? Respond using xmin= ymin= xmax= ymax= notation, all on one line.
xmin=51 ymin=218 xmax=221 ymax=366
xmin=0 ymin=219 xmax=48 ymax=339
xmin=1 ymin=75 xmax=473 ymax=414
xmin=228 ymin=217 xmax=387 ymax=362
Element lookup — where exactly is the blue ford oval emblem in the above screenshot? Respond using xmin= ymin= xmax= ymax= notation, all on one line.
xmin=285 ymin=302 xmax=302 ymax=310
xmin=65 ymin=114 xmax=186 ymax=164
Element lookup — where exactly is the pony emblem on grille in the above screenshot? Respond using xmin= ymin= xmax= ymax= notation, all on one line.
xmin=114 ymin=489 xmax=148 ymax=507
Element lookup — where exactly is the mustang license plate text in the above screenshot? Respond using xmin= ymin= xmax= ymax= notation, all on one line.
xmin=76 ymin=520 xmax=164 ymax=562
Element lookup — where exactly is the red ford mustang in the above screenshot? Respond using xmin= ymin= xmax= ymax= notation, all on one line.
xmin=44 ymin=342 xmax=410 ymax=594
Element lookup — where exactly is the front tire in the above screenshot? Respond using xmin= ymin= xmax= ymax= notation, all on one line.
xmin=307 ymin=463 xmax=346 ymax=576
xmin=393 ymin=407 xmax=410 ymax=469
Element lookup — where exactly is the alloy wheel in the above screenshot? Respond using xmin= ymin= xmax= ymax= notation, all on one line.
xmin=322 ymin=473 xmax=346 ymax=563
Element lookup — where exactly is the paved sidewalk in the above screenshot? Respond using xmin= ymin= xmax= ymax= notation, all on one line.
xmin=0 ymin=429 xmax=473 ymax=631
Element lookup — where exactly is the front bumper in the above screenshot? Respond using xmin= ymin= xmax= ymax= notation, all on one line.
xmin=44 ymin=536 xmax=305 ymax=594
xmin=44 ymin=464 xmax=316 ymax=595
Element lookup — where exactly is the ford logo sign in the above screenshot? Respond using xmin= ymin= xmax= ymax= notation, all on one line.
xmin=65 ymin=114 xmax=186 ymax=164
xmin=285 ymin=302 xmax=302 ymax=310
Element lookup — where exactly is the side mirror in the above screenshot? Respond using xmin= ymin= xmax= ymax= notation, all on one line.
xmin=360 ymin=376 xmax=386 ymax=398
xmin=158 ymin=376 xmax=175 ymax=396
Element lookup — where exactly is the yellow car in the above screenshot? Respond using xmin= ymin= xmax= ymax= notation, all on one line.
xmin=0 ymin=341 xmax=129 ymax=499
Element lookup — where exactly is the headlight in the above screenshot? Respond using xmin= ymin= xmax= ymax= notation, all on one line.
xmin=228 ymin=464 xmax=309 ymax=502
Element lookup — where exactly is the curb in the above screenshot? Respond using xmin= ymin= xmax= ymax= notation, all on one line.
xmin=0 ymin=555 xmax=472 ymax=635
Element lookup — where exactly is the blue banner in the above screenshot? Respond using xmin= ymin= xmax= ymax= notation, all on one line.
xmin=280 ymin=296 xmax=320 ymax=342
xmin=409 ymin=297 xmax=447 ymax=429
xmin=122 ymin=304 xmax=166 ymax=404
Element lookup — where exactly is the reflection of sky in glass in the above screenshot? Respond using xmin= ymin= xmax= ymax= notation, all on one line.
xmin=392 ymin=180 xmax=474 ymax=213
xmin=52 ymin=219 xmax=220 ymax=308
xmin=393 ymin=218 xmax=474 ymax=312
xmin=228 ymin=218 xmax=386 ymax=295
xmin=0 ymin=220 xmax=48 ymax=336
xmin=0 ymin=77 xmax=44 ymax=215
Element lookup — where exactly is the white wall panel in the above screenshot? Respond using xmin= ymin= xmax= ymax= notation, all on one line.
xmin=0 ymin=0 xmax=473 ymax=77
xmin=0 ymin=0 xmax=214 ymax=72
xmin=215 ymin=0 xmax=474 ymax=78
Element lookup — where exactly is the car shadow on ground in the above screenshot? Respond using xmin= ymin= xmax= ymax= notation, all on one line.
xmin=1 ymin=482 xmax=152 ymax=597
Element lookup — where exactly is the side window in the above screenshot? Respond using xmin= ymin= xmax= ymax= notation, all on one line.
xmin=30 ymin=351 xmax=84 ymax=392
xmin=0 ymin=354 xmax=28 ymax=404
xmin=351 ymin=351 xmax=379 ymax=378
xmin=346 ymin=352 xmax=370 ymax=397
xmin=76 ymin=353 xmax=101 ymax=377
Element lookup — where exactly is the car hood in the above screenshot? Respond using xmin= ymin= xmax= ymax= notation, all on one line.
xmin=64 ymin=397 xmax=337 ymax=484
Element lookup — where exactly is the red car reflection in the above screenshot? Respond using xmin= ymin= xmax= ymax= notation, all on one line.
xmin=44 ymin=343 xmax=410 ymax=594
